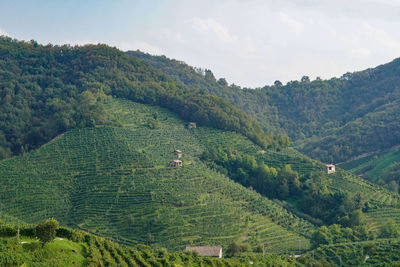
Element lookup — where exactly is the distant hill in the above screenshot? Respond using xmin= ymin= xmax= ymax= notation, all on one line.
xmin=128 ymin=50 xmax=400 ymax=182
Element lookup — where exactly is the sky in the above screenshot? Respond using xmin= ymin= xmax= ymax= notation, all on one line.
xmin=1 ymin=0 xmax=400 ymax=87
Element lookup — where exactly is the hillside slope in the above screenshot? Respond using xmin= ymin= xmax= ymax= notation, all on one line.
xmin=0 ymin=37 xmax=284 ymax=161
xmin=1 ymin=224 xmax=288 ymax=266
xmin=129 ymin=51 xmax=400 ymax=166
xmin=0 ymin=98 xmax=313 ymax=253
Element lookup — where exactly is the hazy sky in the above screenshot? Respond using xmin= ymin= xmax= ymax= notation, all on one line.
xmin=1 ymin=0 xmax=400 ymax=87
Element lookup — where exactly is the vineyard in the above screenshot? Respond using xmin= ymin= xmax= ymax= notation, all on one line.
xmin=301 ymin=238 xmax=400 ymax=266
xmin=1 ymin=98 xmax=399 ymax=254
xmin=364 ymin=208 xmax=400 ymax=232
xmin=339 ymin=145 xmax=400 ymax=182
xmin=326 ymin=169 xmax=400 ymax=208
xmin=0 ymin=98 xmax=313 ymax=253
xmin=0 ymin=226 xmax=294 ymax=266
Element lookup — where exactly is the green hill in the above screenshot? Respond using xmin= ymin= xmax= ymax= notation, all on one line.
xmin=339 ymin=146 xmax=400 ymax=185
xmin=0 ymin=37 xmax=285 ymax=161
xmin=300 ymin=238 xmax=400 ymax=266
xmin=129 ymin=50 xmax=400 ymax=175
xmin=1 ymin=38 xmax=400 ymax=261
xmin=0 ymin=98 xmax=313 ymax=253
xmin=1 ymin=223 xmax=295 ymax=266
xmin=1 ymin=97 xmax=398 ymax=253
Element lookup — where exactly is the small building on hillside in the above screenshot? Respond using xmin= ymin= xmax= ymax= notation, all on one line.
xmin=325 ymin=164 xmax=335 ymax=174
xmin=169 ymin=160 xmax=183 ymax=167
xmin=174 ymin=149 xmax=182 ymax=158
xmin=185 ymin=246 xmax=222 ymax=258
xmin=188 ymin=122 xmax=197 ymax=129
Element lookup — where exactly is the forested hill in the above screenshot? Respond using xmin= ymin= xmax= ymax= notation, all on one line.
xmin=0 ymin=37 xmax=288 ymax=160
xmin=126 ymin=50 xmax=283 ymax=134
xmin=128 ymin=50 xmax=400 ymax=164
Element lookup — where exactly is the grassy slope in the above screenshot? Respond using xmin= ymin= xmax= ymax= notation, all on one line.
xmin=339 ymin=146 xmax=400 ymax=182
xmin=0 ymin=237 xmax=86 ymax=266
xmin=0 ymin=98 xmax=398 ymax=253
xmin=301 ymin=238 xmax=400 ymax=266
xmin=1 ymin=230 xmax=286 ymax=267
xmin=0 ymin=98 xmax=313 ymax=253
xmin=129 ymin=50 xmax=400 ymax=165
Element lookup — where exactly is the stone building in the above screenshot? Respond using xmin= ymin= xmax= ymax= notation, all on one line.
xmin=325 ymin=164 xmax=335 ymax=174
xmin=185 ymin=246 xmax=222 ymax=258
xmin=169 ymin=160 xmax=182 ymax=167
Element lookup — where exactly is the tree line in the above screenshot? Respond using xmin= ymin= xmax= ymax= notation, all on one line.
xmin=201 ymin=147 xmax=366 ymax=227
xmin=0 ymin=37 xmax=288 ymax=160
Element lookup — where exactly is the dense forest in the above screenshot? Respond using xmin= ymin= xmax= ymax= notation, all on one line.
xmin=130 ymin=50 xmax=400 ymax=165
xmin=0 ymin=37 xmax=288 ymax=160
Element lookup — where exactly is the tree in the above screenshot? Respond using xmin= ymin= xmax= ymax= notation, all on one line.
xmin=217 ymin=78 xmax=228 ymax=86
xmin=349 ymin=209 xmax=365 ymax=227
xmin=35 ymin=218 xmax=59 ymax=247
xmin=301 ymin=76 xmax=310 ymax=83
xmin=226 ymin=241 xmax=248 ymax=257
xmin=379 ymin=219 xmax=400 ymax=238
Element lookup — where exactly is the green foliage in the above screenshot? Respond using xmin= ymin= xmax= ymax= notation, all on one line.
xmin=0 ymin=98 xmax=312 ymax=253
xmin=310 ymin=224 xmax=374 ymax=248
xmin=35 ymin=218 xmax=59 ymax=247
xmin=0 ymin=37 xmax=285 ymax=161
xmin=305 ymin=239 xmax=400 ymax=266
xmin=202 ymin=147 xmax=301 ymax=201
xmin=225 ymin=241 xmax=250 ymax=257
xmin=202 ymin=146 xmax=371 ymax=226
xmin=382 ymin=162 xmax=400 ymax=193
xmin=147 ymin=117 xmax=160 ymax=129
xmin=1 ymin=222 xmax=301 ymax=266
xmin=379 ymin=219 xmax=400 ymax=238
xmin=130 ymin=50 xmax=400 ymax=166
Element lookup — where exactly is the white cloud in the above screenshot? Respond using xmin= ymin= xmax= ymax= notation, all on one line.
xmin=128 ymin=41 xmax=162 ymax=55
xmin=163 ymin=28 xmax=185 ymax=43
xmin=361 ymin=21 xmax=400 ymax=51
xmin=347 ymin=47 xmax=371 ymax=59
xmin=279 ymin=12 xmax=304 ymax=33
xmin=0 ymin=28 xmax=8 ymax=36
xmin=191 ymin=18 xmax=238 ymax=43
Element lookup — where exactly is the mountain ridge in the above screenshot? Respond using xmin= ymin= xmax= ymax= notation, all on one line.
xmin=128 ymin=50 xmax=400 ymax=181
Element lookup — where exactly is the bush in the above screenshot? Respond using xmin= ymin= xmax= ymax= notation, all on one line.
xmin=35 ymin=218 xmax=59 ymax=247
xmin=56 ymin=227 xmax=85 ymax=242
xmin=0 ymin=225 xmax=17 ymax=237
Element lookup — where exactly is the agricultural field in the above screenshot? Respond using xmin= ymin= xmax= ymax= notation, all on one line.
xmin=1 ymin=226 xmax=289 ymax=266
xmin=326 ymin=169 xmax=400 ymax=208
xmin=301 ymin=238 xmax=400 ymax=266
xmin=0 ymin=98 xmax=313 ymax=253
xmin=364 ymin=208 xmax=400 ymax=233
xmin=339 ymin=146 xmax=400 ymax=182
xmin=0 ymin=98 xmax=398 ymax=254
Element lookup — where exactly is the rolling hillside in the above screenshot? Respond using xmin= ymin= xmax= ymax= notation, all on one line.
xmin=0 ymin=98 xmax=313 ymax=253
xmin=1 ymin=97 xmax=398 ymax=254
xmin=1 ymin=224 xmax=291 ymax=266
xmin=1 ymin=39 xmax=399 ymax=261
xmin=339 ymin=145 xmax=400 ymax=181
xmin=129 ymin=50 xmax=400 ymax=172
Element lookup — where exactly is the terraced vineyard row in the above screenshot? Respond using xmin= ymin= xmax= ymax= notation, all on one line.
xmin=327 ymin=169 xmax=400 ymax=208
xmin=364 ymin=208 xmax=400 ymax=232
xmin=304 ymin=238 xmax=400 ymax=266
xmin=0 ymin=98 xmax=314 ymax=253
